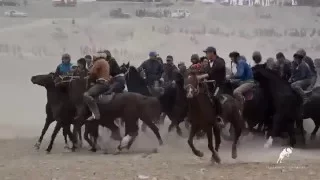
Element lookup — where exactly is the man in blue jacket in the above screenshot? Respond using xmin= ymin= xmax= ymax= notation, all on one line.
xmin=54 ymin=53 xmax=73 ymax=76
xmin=229 ymin=51 xmax=254 ymax=106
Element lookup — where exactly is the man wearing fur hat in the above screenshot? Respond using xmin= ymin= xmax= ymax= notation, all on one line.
xmin=84 ymin=52 xmax=110 ymax=121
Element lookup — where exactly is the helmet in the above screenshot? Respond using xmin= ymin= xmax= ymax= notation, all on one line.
xmin=191 ymin=54 xmax=199 ymax=60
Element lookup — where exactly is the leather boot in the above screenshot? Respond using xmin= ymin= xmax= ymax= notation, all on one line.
xmin=86 ymin=98 xmax=100 ymax=121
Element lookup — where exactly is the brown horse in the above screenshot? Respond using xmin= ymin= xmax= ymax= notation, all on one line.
xmin=184 ymin=73 xmax=221 ymax=163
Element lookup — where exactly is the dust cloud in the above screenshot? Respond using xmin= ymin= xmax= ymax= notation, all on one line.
xmin=0 ymin=2 xmax=320 ymax=179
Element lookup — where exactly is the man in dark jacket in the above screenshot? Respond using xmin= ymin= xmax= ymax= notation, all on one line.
xmin=289 ymin=50 xmax=312 ymax=104
xmin=138 ymin=51 xmax=164 ymax=88
xmin=204 ymin=46 xmax=226 ymax=87
xmin=275 ymin=52 xmax=292 ymax=82
xmin=297 ymin=49 xmax=317 ymax=90
xmin=251 ymin=51 xmax=265 ymax=73
xmin=162 ymin=55 xmax=179 ymax=85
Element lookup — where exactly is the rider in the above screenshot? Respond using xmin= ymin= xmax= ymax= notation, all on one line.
xmin=138 ymin=51 xmax=164 ymax=88
xmin=101 ymin=50 xmax=126 ymax=93
xmin=178 ymin=62 xmax=188 ymax=80
xmin=229 ymin=51 xmax=254 ymax=107
xmin=84 ymin=55 xmax=92 ymax=69
xmin=275 ymin=52 xmax=292 ymax=81
xmin=201 ymin=46 xmax=225 ymax=122
xmin=289 ymin=50 xmax=312 ymax=104
xmin=162 ymin=55 xmax=179 ymax=85
xmin=54 ymin=53 xmax=73 ymax=76
xmin=83 ymin=53 xmax=111 ymax=121
xmin=76 ymin=58 xmax=88 ymax=76
xmin=251 ymin=51 xmax=265 ymax=72
xmin=189 ymin=54 xmax=202 ymax=74
xmin=297 ymin=49 xmax=317 ymax=90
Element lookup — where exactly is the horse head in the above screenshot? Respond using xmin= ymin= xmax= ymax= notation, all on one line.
xmin=120 ymin=62 xmax=130 ymax=74
xmin=31 ymin=72 xmax=55 ymax=87
xmin=185 ymin=73 xmax=200 ymax=98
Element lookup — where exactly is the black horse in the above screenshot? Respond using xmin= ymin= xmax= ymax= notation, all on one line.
xmin=31 ymin=73 xmax=77 ymax=153
xmin=57 ymin=74 xmax=167 ymax=153
xmin=253 ymin=68 xmax=304 ymax=148
xmin=120 ymin=63 xmax=188 ymax=136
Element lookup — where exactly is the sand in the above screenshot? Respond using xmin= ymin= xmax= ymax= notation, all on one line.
xmin=1 ymin=1 xmax=320 ymax=179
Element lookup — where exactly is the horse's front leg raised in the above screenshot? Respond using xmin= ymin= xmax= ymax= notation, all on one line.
xmin=187 ymin=125 xmax=203 ymax=157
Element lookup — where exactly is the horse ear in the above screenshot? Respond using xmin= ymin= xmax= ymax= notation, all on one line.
xmin=127 ymin=62 xmax=130 ymax=66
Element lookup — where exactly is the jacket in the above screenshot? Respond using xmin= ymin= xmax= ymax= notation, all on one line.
xmin=208 ymin=56 xmax=226 ymax=86
xmin=234 ymin=58 xmax=253 ymax=82
xmin=291 ymin=61 xmax=312 ymax=82
xmin=138 ymin=58 xmax=164 ymax=86
xmin=55 ymin=62 xmax=73 ymax=76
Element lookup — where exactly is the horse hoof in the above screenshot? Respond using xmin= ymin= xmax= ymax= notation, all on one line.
xmin=34 ymin=143 xmax=40 ymax=150
xmin=232 ymin=151 xmax=237 ymax=159
xmin=45 ymin=149 xmax=51 ymax=154
xmin=195 ymin=151 xmax=204 ymax=157
xmin=159 ymin=140 xmax=164 ymax=146
xmin=211 ymin=154 xmax=221 ymax=164
xmin=89 ymin=148 xmax=97 ymax=152
xmin=113 ymin=150 xmax=121 ymax=155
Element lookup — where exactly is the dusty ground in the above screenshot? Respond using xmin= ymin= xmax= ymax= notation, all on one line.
xmin=1 ymin=1 xmax=320 ymax=180
xmin=2 ymin=126 xmax=320 ymax=180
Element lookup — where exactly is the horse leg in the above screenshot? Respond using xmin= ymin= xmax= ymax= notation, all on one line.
xmin=62 ymin=126 xmax=70 ymax=150
xmin=84 ymin=123 xmax=94 ymax=150
xmin=77 ymin=126 xmax=83 ymax=148
xmin=64 ymin=124 xmax=77 ymax=152
xmin=105 ymin=120 xmax=122 ymax=141
xmin=232 ymin=126 xmax=241 ymax=159
xmin=310 ymin=120 xmax=320 ymax=140
xmin=296 ymin=117 xmax=306 ymax=145
xmin=34 ymin=117 xmax=53 ymax=150
xmin=264 ymin=113 xmax=282 ymax=148
xmin=117 ymin=117 xmax=139 ymax=152
xmin=213 ymin=125 xmax=221 ymax=152
xmin=287 ymin=122 xmax=296 ymax=148
xmin=141 ymin=118 xmax=163 ymax=146
xmin=159 ymin=113 xmax=166 ymax=125
xmin=187 ymin=125 xmax=203 ymax=157
xmin=46 ymin=120 xmax=63 ymax=153
xmin=206 ymin=125 xmax=221 ymax=163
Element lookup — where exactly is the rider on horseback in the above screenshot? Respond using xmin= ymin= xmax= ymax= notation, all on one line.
xmin=138 ymin=51 xmax=164 ymax=89
xmin=229 ymin=51 xmax=254 ymax=107
xmin=289 ymin=50 xmax=312 ymax=104
xmin=100 ymin=50 xmax=126 ymax=94
xmin=84 ymin=53 xmax=111 ymax=121
xmin=162 ymin=55 xmax=179 ymax=86
xmin=55 ymin=53 xmax=73 ymax=76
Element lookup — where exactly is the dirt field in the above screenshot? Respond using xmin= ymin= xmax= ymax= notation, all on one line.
xmin=1 ymin=124 xmax=320 ymax=180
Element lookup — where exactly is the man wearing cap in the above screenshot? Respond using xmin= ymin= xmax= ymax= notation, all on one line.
xmin=162 ymin=55 xmax=178 ymax=85
xmin=229 ymin=51 xmax=254 ymax=107
xmin=200 ymin=46 xmax=225 ymax=121
xmin=83 ymin=53 xmax=111 ymax=121
xmin=101 ymin=50 xmax=126 ymax=94
xmin=55 ymin=53 xmax=73 ymax=76
xmin=275 ymin=52 xmax=291 ymax=81
xmin=138 ymin=51 xmax=164 ymax=88
xmin=289 ymin=50 xmax=312 ymax=104
xmin=297 ymin=49 xmax=317 ymax=90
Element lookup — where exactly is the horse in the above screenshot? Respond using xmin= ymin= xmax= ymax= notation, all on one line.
xmin=219 ymin=79 xmax=271 ymax=136
xmin=253 ymin=68 xmax=304 ymax=148
xmin=120 ymin=63 xmax=188 ymax=136
xmin=184 ymin=73 xmax=221 ymax=162
xmin=58 ymin=74 xmax=166 ymax=153
xmin=31 ymin=73 xmax=77 ymax=153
